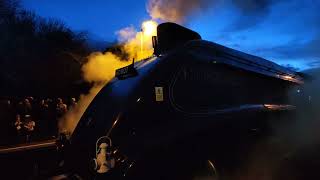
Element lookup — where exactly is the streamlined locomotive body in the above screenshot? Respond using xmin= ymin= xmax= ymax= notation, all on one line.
xmin=62 ymin=23 xmax=303 ymax=179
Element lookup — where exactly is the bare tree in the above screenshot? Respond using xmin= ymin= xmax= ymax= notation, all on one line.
xmin=0 ymin=0 xmax=90 ymax=96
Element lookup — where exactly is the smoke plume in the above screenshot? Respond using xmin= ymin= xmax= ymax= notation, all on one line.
xmin=60 ymin=21 xmax=157 ymax=134
xmin=59 ymin=85 xmax=103 ymax=135
xmin=147 ymin=0 xmax=212 ymax=23
xmin=231 ymin=69 xmax=320 ymax=179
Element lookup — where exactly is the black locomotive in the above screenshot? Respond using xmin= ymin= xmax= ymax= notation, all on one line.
xmin=62 ymin=23 xmax=304 ymax=179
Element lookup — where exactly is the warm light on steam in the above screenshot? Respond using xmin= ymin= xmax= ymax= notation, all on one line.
xmin=142 ymin=20 xmax=158 ymax=36
xmin=283 ymin=75 xmax=293 ymax=80
xmin=60 ymin=0 xmax=212 ymax=134
xmin=61 ymin=20 xmax=158 ymax=134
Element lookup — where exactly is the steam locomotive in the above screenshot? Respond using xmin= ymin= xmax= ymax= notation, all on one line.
xmin=61 ymin=23 xmax=304 ymax=179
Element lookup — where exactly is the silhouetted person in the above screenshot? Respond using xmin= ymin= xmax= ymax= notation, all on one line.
xmin=39 ymin=99 xmax=50 ymax=137
xmin=23 ymin=98 xmax=33 ymax=116
xmin=56 ymin=98 xmax=67 ymax=118
xmin=56 ymin=98 xmax=67 ymax=136
xmin=46 ymin=98 xmax=57 ymax=137
xmin=69 ymin=97 xmax=77 ymax=110
xmin=23 ymin=115 xmax=35 ymax=143
xmin=14 ymin=114 xmax=24 ymax=143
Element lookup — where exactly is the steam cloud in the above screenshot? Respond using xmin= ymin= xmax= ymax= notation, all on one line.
xmin=147 ymin=0 xmax=212 ymax=23
xmin=59 ymin=85 xmax=103 ymax=135
xmin=60 ymin=22 xmax=157 ymax=134
xmin=146 ymin=0 xmax=279 ymax=24
xmin=61 ymin=0 xmax=319 ymax=141
xmin=146 ymin=2 xmax=320 ymax=177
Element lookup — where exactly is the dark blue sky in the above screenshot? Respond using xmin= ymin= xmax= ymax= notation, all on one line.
xmin=22 ymin=0 xmax=320 ymax=70
xmin=21 ymin=0 xmax=150 ymax=40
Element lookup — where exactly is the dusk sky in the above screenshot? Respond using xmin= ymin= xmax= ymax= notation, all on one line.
xmin=21 ymin=0 xmax=320 ymax=70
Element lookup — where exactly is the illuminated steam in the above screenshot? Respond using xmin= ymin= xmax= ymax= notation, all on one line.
xmin=82 ymin=52 xmax=129 ymax=83
xmin=60 ymin=20 xmax=157 ymax=134
xmin=119 ymin=20 xmax=157 ymax=61
xmin=60 ymin=0 xmax=215 ymax=134
xmin=60 ymin=85 xmax=103 ymax=135
xmin=61 ymin=0 xmax=206 ymax=135
xmin=61 ymin=0 xmax=208 ymax=134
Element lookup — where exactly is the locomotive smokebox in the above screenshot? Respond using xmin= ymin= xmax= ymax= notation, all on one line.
xmin=153 ymin=22 xmax=202 ymax=56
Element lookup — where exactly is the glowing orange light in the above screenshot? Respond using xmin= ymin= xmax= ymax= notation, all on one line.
xmin=283 ymin=75 xmax=293 ymax=80
xmin=142 ymin=20 xmax=158 ymax=36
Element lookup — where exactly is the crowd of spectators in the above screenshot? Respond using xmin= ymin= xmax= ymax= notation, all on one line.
xmin=0 ymin=97 xmax=77 ymax=145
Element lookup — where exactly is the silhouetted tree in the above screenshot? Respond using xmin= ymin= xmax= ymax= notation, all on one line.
xmin=0 ymin=0 xmax=90 ymax=97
